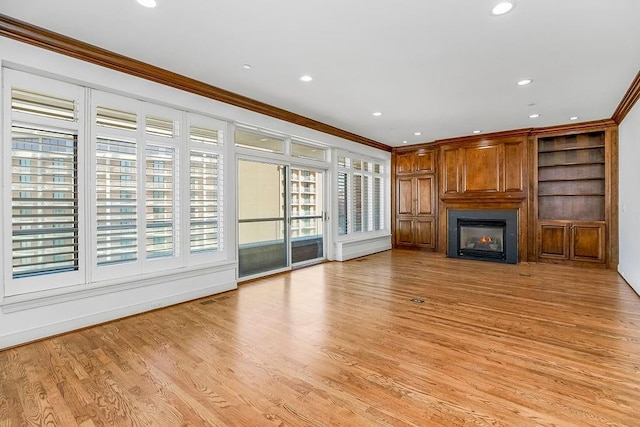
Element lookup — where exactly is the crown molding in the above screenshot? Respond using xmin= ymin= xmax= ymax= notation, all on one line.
xmin=612 ymin=70 xmax=640 ymax=124
xmin=0 ymin=14 xmax=391 ymax=152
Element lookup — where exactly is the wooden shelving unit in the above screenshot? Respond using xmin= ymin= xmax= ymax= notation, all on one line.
xmin=535 ymin=130 xmax=608 ymax=264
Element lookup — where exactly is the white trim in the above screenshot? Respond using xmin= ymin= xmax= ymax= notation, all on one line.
xmin=0 ymin=276 xmax=236 ymax=350
xmin=334 ymin=234 xmax=392 ymax=261
xmin=2 ymin=260 xmax=237 ymax=312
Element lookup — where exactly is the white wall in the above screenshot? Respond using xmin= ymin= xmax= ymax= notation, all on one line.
xmin=0 ymin=37 xmax=391 ymax=349
xmin=618 ymin=99 xmax=640 ymax=295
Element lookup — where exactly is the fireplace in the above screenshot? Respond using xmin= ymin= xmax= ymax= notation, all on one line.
xmin=447 ymin=210 xmax=518 ymax=264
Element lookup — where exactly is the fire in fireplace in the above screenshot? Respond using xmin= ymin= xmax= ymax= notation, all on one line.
xmin=458 ymin=219 xmax=506 ymax=260
xmin=447 ymin=210 xmax=518 ymax=264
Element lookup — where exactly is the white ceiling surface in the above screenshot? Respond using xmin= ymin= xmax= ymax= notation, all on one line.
xmin=1 ymin=1 xmax=639 ymax=147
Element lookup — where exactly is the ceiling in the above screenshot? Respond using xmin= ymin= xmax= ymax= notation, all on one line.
xmin=1 ymin=0 xmax=639 ymax=147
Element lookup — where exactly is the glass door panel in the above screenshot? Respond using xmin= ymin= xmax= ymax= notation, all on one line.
xmin=238 ymin=160 xmax=287 ymax=277
xmin=290 ymin=167 xmax=324 ymax=264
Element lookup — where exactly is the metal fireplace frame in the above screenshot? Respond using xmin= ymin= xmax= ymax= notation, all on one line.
xmin=447 ymin=209 xmax=518 ymax=264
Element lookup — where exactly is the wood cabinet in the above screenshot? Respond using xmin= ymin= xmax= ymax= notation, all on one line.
xmin=394 ymin=149 xmax=437 ymax=249
xmin=533 ymin=127 xmax=615 ymax=267
xmin=538 ymin=220 xmax=605 ymax=262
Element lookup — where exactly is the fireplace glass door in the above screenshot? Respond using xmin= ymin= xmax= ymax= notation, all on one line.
xmin=457 ymin=220 xmax=506 ymax=260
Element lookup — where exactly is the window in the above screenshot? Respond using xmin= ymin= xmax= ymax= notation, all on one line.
xmin=189 ymin=120 xmax=224 ymax=256
xmin=146 ymin=145 xmax=175 ymax=259
xmin=0 ymin=71 xmax=226 ymax=297
xmin=235 ymin=128 xmax=284 ymax=153
xmin=96 ymin=136 xmax=138 ymax=266
xmin=11 ymin=127 xmax=78 ymax=278
xmin=337 ymin=152 xmax=386 ymax=236
xmin=291 ymin=140 xmax=326 ymax=161
xmin=4 ymin=70 xmax=85 ymax=295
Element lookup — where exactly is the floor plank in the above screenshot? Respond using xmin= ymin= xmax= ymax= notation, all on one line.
xmin=1 ymin=250 xmax=639 ymax=426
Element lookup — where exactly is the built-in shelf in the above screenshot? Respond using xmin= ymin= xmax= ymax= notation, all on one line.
xmin=538 ymin=145 xmax=605 ymax=153
xmin=538 ymin=161 xmax=605 ymax=168
xmin=538 ymin=177 xmax=604 ymax=182
xmin=538 ymin=193 xmax=605 ymax=197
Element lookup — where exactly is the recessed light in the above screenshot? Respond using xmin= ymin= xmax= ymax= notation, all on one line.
xmin=529 ymin=114 xmax=540 ymax=118
xmin=570 ymin=116 xmax=579 ymax=121
xmin=402 ymin=140 xmax=408 ymax=144
xmin=299 ymin=75 xmax=313 ymax=82
xmin=137 ymin=0 xmax=157 ymax=8
xmin=492 ymin=1 xmax=514 ymax=15
xmin=414 ymin=132 xmax=422 ymax=136
xmin=473 ymin=130 xmax=481 ymax=134
xmin=372 ymin=112 xmax=382 ymax=117
xmin=242 ymin=64 xmax=252 ymax=70
xmin=517 ymin=79 xmax=533 ymax=86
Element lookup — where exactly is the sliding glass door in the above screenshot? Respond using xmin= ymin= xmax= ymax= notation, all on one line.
xmin=290 ymin=167 xmax=324 ymax=265
xmin=238 ymin=160 xmax=287 ymax=277
xmin=238 ymin=161 xmax=325 ymax=278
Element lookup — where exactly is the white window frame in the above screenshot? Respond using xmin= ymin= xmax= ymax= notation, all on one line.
xmin=336 ymin=150 xmax=387 ymax=238
xmin=185 ymin=113 xmax=226 ymax=266
xmin=2 ymin=69 xmax=87 ymax=296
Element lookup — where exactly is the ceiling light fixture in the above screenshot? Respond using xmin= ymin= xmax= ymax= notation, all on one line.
xmin=403 ymin=140 xmax=408 ymax=144
xmin=517 ymin=79 xmax=533 ymax=86
xmin=414 ymin=132 xmax=422 ymax=136
xmin=570 ymin=116 xmax=579 ymax=121
xmin=529 ymin=113 xmax=540 ymax=118
xmin=492 ymin=1 xmax=514 ymax=15
xmin=137 ymin=0 xmax=157 ymax=8
xmin=473 ymin=130 xmax=481 ymax=134
xmin=372 ymin=112 xmax=382 ymax=117
xmin=242 ymin=64 xmax=252 ymax=70
xmin=299 ymin=75 xmax=313 ymax=82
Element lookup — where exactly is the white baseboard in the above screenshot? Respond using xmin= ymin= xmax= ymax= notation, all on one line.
xmin=334 ymin=234 xmax=392 ymax=261
xmin=0 ymin=280 xmax=236 ymax=350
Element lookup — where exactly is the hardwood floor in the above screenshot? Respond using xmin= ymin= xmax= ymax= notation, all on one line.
xmin=1 ymin=250 xmax=639 ymax=426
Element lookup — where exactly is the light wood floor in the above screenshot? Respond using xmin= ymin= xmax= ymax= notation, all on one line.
xmin=1 ymin=250 xmax=639 ymax=426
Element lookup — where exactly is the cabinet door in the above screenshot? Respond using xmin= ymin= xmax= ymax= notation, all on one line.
xmin=571 ymin=222 xmax=605 ymax=263
xmin=395 ymin=218 xmax=415 ymax=246
xmin=416 ymin=176 xmax=435 ymax=216
xmin=396 ymin=152 xmax=414 ymax=175
xmin=538 ymin=222 xmax=569 ymax=260
xmin=415 ymin=150 xmax=435 ymax=173
xmin=415 ymin=218 xmax=436 ymax=248
xmin=397 ymin=177 xmax=414 ymax=215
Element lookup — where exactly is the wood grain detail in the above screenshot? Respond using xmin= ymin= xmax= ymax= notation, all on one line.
xmin=0 ymin=14 xmax=390 ymax=152
xmin=416 ymin=176 xmax=434 ymax=215
xmin=504 ymin=141 xmax=524 ymax=192
xmin=397 ymin=177 xmax=414 ymax=215
xmin=2 ymin=250 xmax=639 ymax=425
xmin=462 ymin=145 xmax=500 ymax=192
xmin=443 ymin=148 xmax=459 ymax=194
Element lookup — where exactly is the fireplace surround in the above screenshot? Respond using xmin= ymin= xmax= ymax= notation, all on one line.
xmin=447 ymin=209 xmax=518 ymax=264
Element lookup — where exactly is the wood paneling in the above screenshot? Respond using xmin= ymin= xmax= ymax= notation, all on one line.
xmin=393 ymin=148 xmax=438 ymax=250
xmin=415 ymin=150 xmax=435 ymax=173
xmin=538 ymin=222 xmax=569 ymax=259
xmin=397 ymin=177 xmax=414 ymax=215
xmin=416 ymin=176 xmax=435 ymax=215
xmin=395 ymin=218 xmax=414 ymax=245
xmin=395 ymin=151 xmax=414 ymax=174
xmin=440 ymin=137 xmax=526 ymax=200
xmin=572 ymin=222 xmax=605 ymax=262
xmin=504 ymin=141 xmax=524 ymax=192
xmin=414 ymin=218 xmax=436 ymax=247
xmin=443 ymin=148 xmax=459 ymax=194
xmin=462 ymin=145 xmax=500 ymax=192
xmin=2 ymin=250 xmax=639 ymax=425
xmin=0 ymin=14 xmax=390 ymax=152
